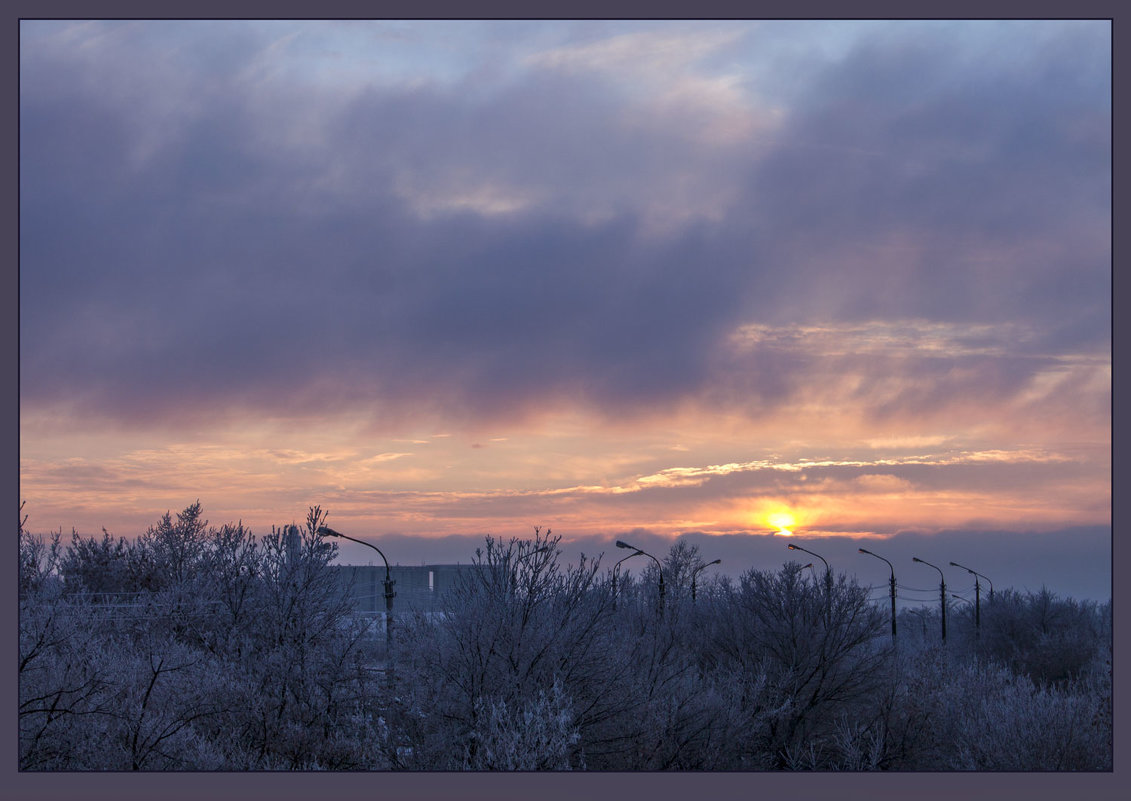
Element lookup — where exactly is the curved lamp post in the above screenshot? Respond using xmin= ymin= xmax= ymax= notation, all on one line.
xmin=787 ymin=542 xmax=829 ymax=577
xmin=788 ymin=543 xmax=833 ymax=623
xmin=787 ymin=542 xmax=832 ymax=594
xmin=950 ymin=561 xmax=992 ymax=633
xmin=617 ymin=540 xmax=664 ymax=618
xmin=912 ymin=556 xmax=946 ymax=642
xmin=859 ymin=547 xmax=897 ymax=640
xmin=318 ymin=526 xmax=396 ymax=661
xmin=611 ymin=544 xmax=645 ymax=610
xmin=690 ymin=559 xmax=721 ymax=604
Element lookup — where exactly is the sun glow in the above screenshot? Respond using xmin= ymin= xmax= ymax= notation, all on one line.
xmin=767 ymin=511 xmax=797 ymax=536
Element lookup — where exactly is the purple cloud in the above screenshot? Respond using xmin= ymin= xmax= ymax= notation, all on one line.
xmin=20 ymin=21 xmax=1109 ymax=432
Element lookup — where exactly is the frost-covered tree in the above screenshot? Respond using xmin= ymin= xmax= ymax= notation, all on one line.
xmin=194 ymin=507 xmax=388 ymax=769
xmin=974 ymin=588 xmax=1108 ymax=685
xmin=708 ymin=561 xmax=891 ymax=768
xmin=391 ymin=528 xmax=620 ymax=769
xmin=18 ymin=504 xmax=1113 ymax=771
xmin=19 ymin=504 xmax=389 ymax=770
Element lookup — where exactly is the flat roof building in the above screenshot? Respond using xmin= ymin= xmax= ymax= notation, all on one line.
xmin=333 ymin=563 xmax=494 ymax=613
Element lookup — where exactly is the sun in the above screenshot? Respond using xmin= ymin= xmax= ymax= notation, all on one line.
xmin=767 ymin=511 xmax=797 ymax=536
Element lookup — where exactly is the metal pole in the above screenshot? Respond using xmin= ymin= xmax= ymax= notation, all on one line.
xmin=859 ymin=548 xmax=897 ymax=641
xmin=319 ymin=527 xmax=397 ymax=678
xmin=690 ymin=559 xmax=721 ymax=604
xmin=617 ymin=540 xmax=664 ymax=619
xmin=973 ymin=576 xmax=980 ymax=631
xmin=884 ymin=563 xmax=896 ymax=639
xmin=913 ymin=557 xmax=946 ymax=642
xmin=612 ymin=547 xmax=644 ymax=611
xmin=950 ymin=562 xmax=991 ymax=633
xmin=384 ymin=573 xmax=396 ymax=654
xmin=788 ymin=543 xmax=832 ymax=620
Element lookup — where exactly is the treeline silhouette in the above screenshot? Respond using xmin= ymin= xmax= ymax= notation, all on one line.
xmin=18 ymin=503 xmax=1112 ymax=771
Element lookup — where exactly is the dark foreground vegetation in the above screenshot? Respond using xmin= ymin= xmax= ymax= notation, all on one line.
xmin=19 ymin=503 xmax=1112 ymax=771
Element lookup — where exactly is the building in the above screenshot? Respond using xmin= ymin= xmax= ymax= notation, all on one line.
xmin=333 ymin=563 xmax=495 ymax=613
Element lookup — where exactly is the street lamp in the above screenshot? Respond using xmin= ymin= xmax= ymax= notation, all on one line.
xmin=950 ymin=561 xmax=992 ymax=633
xmin=912 ymin=557 xmax=946 ymax=642
xmin=787 ymin=542 xmax=829 ymax=577
xmin=690 ymin=559 xmax=721 ymax=603
xmin=789 ymin=543 xmax=833 ymax=624
xmin=318 ymin=526 xmax=396 ymax=661
xmin=611 ymin=543 xmax=645 ymax=610
xmin=859 ymin=547 xmax=897 ymax=641
xmin=787 ymin=542 xmax=832 ymax=594
xmin=617 ymin=540 xmax=664 ymax=618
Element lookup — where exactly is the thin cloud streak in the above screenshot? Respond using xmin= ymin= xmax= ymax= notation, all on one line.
xmin=20 ymin=435 xmax=1106 ymax=544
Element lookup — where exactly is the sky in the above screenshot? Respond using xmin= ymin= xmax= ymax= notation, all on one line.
xmin=18 ymin=20 xmax=1112 ymax=600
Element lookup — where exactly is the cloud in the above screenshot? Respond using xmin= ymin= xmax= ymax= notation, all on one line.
xmin=19 ymin=21 xmax=1109 ymax=440
xmin=852 ymin=474 xmax=914 ymax=492
xmin=360 ymin=452 xmax=413 ymax=464
xmin=526 ymin=27 xmax=744 ymax=76
xmin=736 ymin=22 xmax=1110 ymax=333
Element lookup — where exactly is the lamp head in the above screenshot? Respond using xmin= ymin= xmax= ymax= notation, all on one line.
xmin=912 ymin=557 xmax=923 ymax=563
xmin=615 ymin=540 xmax=635 ymax=550
xmin=859 ymin=548 xmax=871 ymax=555
xmin=709 ymin=559 xmax=722 ymax=566
xmin=787 ymin=543 xmax=799 ymax=551
xmin=317 ymin=526 xmax=341 ymax=538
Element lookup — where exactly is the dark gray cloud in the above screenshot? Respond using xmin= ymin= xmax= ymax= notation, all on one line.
xmin=741 ymin=23 xmax=1110 ymax=332
xmin=20 ymin=22 xmax=1110 ymax=430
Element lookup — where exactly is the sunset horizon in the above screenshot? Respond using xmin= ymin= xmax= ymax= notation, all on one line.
xmin=19 ymin=20 xmax=1111 ymax=602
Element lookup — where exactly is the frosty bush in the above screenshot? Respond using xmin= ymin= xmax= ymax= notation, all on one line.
xmin=465 ymin=681 xmax=581 ymax=770
xmin=975 ymin=588 xmax=1109 ymax=685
